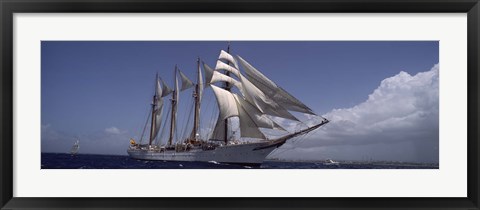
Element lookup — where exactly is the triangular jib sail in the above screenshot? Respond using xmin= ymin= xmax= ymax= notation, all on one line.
xmin=179 ymin=70 xmax=194 ymax=91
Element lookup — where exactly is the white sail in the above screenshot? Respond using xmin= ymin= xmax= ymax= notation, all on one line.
xmin=211 ymin=89 xmax=268 ymax=140
xmin=152 ymin=102 xmax=163 ymax=140
xmin=197 ymin=63 xmax=204 ymax=100
xmin=156 ymin=79 xmax=163 ymax=97
xmin=160 ymin=78 xmax=173 ymax=97
xmin=237 ymin=55 xmax=315 ymax=115
xmin=174 ymin=74 xmax=179 ymax=117
xmin=210 ymin=71 xmax=243 ymax=93
xmin=210 ymin=85 xmax=240 ymax=141
xmin=179 ymin=70 xmax=194 ymax=91
xmin=234 ymin=94 xmax=288 ymax=139
xmin=167 ymin=72 xmax=179 ymax=144
xmin=209 ymin=97 xmax=267 ymax=140
xmin=203 ymin=62 xmax=214 ymax=87
xmin=233 ymin=95 xmax=285 ymax=131
xmin=215 ymin=60 xmax=241 ymax=78
xmin=150 ymin=78 xmax=164 ymax=141
xmin=190 ymin=60 xmax=204 ymax=140
xmin=211 ymin=85 xmax=239 ymax=120
xmin=210 ymin=115 xmax=226 ymax=141
xmin=218 ymin=50 xmax=239 ymax=69
xmin=236 ymin=99 xmax=266 ymax=139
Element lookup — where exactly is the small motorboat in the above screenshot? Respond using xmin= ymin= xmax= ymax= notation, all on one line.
xmin=323 ymin=159 xmax=340 ymax=166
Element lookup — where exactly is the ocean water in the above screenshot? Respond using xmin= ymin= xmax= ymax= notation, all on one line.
xmin=41 ymin=153 xmax=438 ymax=169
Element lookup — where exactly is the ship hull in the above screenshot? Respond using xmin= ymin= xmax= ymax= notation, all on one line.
xmin=127 ymin=141 xmax=281 ymax=165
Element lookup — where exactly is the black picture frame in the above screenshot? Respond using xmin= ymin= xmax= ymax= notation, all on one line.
xmin=1 ymin=0 xmax=479 ymax=209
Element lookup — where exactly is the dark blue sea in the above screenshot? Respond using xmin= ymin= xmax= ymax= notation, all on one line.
xmin=41 ymin=153 xmax=438 ymax=169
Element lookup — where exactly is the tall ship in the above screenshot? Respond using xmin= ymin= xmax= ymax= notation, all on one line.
xmin=127 ymin=45 xmax=329 ymax=166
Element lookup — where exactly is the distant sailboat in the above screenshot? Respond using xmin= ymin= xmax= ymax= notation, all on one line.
xmin=127 ymin=44 xmax=329 ymax=166
xmin=71 ymin=139 xmax=80 ymax=155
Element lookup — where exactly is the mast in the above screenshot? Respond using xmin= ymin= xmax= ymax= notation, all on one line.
xmin=148 ymin=74 xmax=158 ymax=145
xmin=168 ymin=66 xmax=178 ymax=146
xmin=191 ymin=57 xmax=201 ymax=141
xmin=223 ymin=42 xmax=231 ymax=145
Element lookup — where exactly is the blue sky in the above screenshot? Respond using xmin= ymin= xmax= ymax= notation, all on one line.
xmin=41 ymin=41 xmax=439 ymax=162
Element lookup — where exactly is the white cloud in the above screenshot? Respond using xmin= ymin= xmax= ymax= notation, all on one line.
xmin=105 ymin=126 xmax=125 ymax=135
xmin=272 ymin=64 xmax=439 ymax=163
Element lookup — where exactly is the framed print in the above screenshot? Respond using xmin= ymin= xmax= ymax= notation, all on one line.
xmin=1 ymin=0 xmax=479 ymax=209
